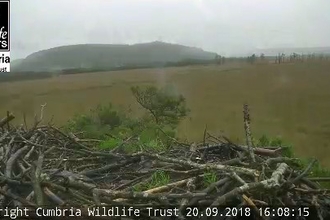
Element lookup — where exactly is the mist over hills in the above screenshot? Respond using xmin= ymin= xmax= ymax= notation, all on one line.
xmin=12 ymin=41 xmax=218 ymax=72
xmin=255 ymin=47 xmax=330 ymax=56
xmin=11 ymin=41 xmax=330 ymax=73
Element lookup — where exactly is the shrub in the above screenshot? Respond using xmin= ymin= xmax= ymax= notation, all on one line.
xmin=256 ymin=134 xmax=330 ymax=188
xmin=203 ymin=171 xmax=218 ymax=187
xmin=99 ymin=137 xmax=122 ymax=150
xmin=64 ymin=103 xmax=125 ymax=139
xmin=133 ymin=170 xmax=170 ymax=191
xmin=92 ymin=104 xmax=122 ymax=128
xmin=131 ymin=85 xmax=189 ymax=127
xmin=255 ymin=134 xmax=294 ymax=158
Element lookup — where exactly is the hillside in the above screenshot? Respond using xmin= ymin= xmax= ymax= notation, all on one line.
xmin=11 ymin=58 xmax=24 ymax=68
xmin=12 ymin=41 xmax=217 ymax=72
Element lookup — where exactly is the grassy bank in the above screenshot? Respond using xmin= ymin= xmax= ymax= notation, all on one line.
xmin=62 ymin=85 xmax=330 ymax=189
xmin=1 ymin=62 xmax=330 ymax=167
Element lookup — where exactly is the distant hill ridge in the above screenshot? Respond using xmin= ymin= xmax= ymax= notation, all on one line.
xmin=256 ymin=46 xmax=330 ymax=56
xmin=12 ymin=41 xmax=218 ymax=72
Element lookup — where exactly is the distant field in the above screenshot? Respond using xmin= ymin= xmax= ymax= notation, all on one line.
xmin=1 ymin=62 xmax=330 ymax=167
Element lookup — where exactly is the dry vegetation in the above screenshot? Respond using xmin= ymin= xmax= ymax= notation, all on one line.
xmin=1 ymin=61 xmax=330 ymax=167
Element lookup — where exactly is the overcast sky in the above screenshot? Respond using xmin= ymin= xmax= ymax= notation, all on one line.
xmin=11 ymin=0 xmax=330 ymax=59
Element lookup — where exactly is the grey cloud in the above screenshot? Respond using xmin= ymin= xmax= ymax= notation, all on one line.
xmin=11 ymin=0 xmax=330 ymax=59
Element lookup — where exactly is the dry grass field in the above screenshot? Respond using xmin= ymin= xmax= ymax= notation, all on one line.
xmin=1 ymin=62 xmax=330 ymax=166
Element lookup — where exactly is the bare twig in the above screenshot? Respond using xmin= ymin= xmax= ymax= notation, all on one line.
xmin=31 ymin=154 xmax=44 ymax=206
xmin=0 ymin=113 xmax=15 ymax=128
xmin=243 ymin=103 xmax=255 ymax=162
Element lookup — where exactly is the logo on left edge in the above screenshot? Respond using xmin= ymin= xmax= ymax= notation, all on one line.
xmin=0 ymin=0 xmax=10 ymax=72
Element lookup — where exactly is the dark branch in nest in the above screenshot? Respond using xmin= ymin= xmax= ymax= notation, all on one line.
xmin=0 ymin=112 xmax=15 ymax=128
xmin=0 ymin=107 xmax=329 ymax=220
xmin=243 ymin=103 xmax=256 ymax=162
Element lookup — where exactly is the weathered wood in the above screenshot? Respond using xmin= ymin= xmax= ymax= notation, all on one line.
xmin=243 ymin=103 xmax=255 ymax=162
xmin=210 ymin=163 xmax=289 ymax=206
xmin=0 ymin=110 xmax=328 ymax=220
xmin=133 ymin=152 xmax=259 ymax=177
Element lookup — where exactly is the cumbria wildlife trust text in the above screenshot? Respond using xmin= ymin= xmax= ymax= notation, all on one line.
xmin=0 ymin=206 xmax=183 ymax=219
